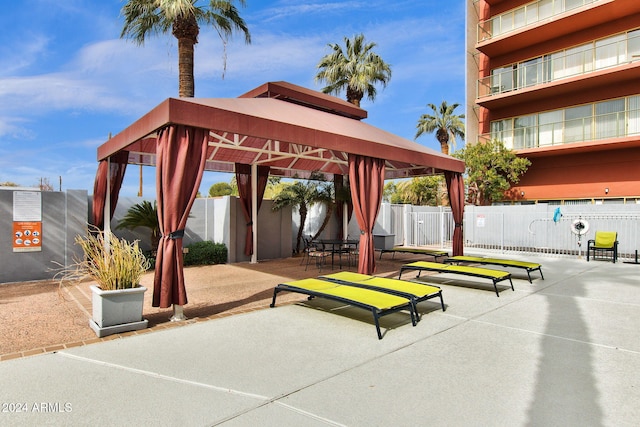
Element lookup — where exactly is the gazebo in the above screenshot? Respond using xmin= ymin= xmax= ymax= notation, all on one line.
xmin=93 ymin=81 xmax=465 ymax=319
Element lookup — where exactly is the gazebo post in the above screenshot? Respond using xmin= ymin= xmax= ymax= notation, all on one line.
xmin=343 ymin=202 xmax=348 ymax=239
xmin=251 ymin=163 xmax=258 ymax=264
xmin=103 ymin=157 xmax=111 ymax=252
xmin=171 ymin=304 xmax=185 ymax=322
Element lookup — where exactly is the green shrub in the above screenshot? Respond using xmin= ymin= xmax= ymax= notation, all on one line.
xmin=183 ymin=241 xmax=227 ymax=266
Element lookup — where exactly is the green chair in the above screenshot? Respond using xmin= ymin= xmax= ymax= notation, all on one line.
xmin=587 ymin=231 xmax=618 ymax=263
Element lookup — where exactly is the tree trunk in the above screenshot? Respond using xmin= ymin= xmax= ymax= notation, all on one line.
xmin=437 ymin=128 xmax=449 ymax=155
xmin=177 ymin=37 xmax=195 ymax=97
xmin=311 ymin=202 xmax=334 ymax=241
xmin=346 ymin=86 xmax=362 ymax=107
xmin=173 ymin=14 xmax=199 ymax=98
xmin=296 ymin=206 xmax=308 ymax=253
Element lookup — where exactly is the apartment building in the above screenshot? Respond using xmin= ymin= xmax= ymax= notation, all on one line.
xmin=466 ymin=0 xmax=640 ymax=204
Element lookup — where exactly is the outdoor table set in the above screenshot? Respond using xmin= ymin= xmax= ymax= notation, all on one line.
xmin=317 ymin=239 xmax=359 ymax=270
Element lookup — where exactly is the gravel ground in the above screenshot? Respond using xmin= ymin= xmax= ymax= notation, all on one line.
xmin=1 ymin=254 xmax=415 ymax=356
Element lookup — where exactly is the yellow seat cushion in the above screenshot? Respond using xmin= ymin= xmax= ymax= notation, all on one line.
xmin=322 ymin=271 xmax=373 ymax=282
xmin=282 ymin=278 xmax=408 ymax=310
xmin=595 ymin=231 xmax=617 ymax=248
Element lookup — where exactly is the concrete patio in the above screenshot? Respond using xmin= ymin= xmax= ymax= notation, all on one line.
xmin=1 ymin=252 xmax=638 ymax=426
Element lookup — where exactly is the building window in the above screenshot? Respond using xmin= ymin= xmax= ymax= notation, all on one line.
xmin=518 ymin=58 xmax=542 ymax=88
xmin=595 ymin=99 xmax=625 ymax=139
xmin=514 ymin=115 xmax=537 ymax=149
xmin=629 ymin=29 xmax=640 ymax=61
xmin=538 ymin=111 xmax=563 ymax=146
xmin=490 ymin=119 xmax=514 ymax=148
xmin=563 ymin=105 xmax=592 ymax=143
xmin=595 ymin=34 xmax=625 ymax=69
xmin=629 ymin=96 xmax=640 ymax=136
xmin=491 ymin=65 xmax=515 ymax=93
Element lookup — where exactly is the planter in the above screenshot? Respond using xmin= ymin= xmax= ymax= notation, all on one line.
xmin=89 ymin=285 xmax=148 ymax=338
xmin=373 ymin=234 xmax=395 ymax=251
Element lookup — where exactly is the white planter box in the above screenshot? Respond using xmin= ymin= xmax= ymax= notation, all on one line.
xmin=89 ymin=285 xmax=148 ymax=337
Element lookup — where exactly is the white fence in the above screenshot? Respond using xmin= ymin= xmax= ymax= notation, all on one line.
xmin=382 ymin=203 xmax=640 ymax=260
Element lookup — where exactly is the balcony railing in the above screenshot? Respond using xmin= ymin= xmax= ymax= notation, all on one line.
xmin=477 ymin=32 xmax=640 ymax=98
xmin=478 ymin=0 xmax=600 ymax=43
xmin=480 ymin=107 xmax=640 ymax=150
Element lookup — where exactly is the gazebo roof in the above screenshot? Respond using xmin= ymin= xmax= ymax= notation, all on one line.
xmin=97 ymin=81 xmax=464 ymax=179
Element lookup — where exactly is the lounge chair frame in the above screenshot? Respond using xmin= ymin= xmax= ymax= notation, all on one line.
xmin=444 ymin=256 xmax=543 ymax=283
xmin=270 ymin=279 xmax=416 ymax=339
xmin=399 ymin=261 xmax=513 ymax=297
xmin=320 ymin=271 xmax=446 ymax=321
xmin=378 ymin=247 xmax=449 ymax=262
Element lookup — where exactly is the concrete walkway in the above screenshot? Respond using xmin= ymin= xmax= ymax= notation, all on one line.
xmin=1 ymin=254 xmax=638 ymax=426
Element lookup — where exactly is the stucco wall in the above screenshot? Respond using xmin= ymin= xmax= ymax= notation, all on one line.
xmin=0 ymin=189 xmax=87 ymax=283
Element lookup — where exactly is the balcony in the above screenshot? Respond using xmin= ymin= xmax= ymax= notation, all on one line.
xmin=476 ymin=32 xmax=640 ymax=108
xmin=477 ymin=65 xmax=640 ymax=111
xmin=480 ymin=102 xmax=640 ymax=155
xmin=478 ymin=0 xmax=600 ymax=42
xmin=476 ymin=0 xmax=640 ymax=57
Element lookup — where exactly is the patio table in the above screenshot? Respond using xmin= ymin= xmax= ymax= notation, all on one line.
xmin=318 ymin=239 xmax=359 ymax=270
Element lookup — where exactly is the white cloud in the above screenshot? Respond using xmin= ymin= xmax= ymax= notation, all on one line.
xmin=0 ymin=116 xmax=34 ymax=139
xmin=0 ymin=35 xmax=51 ymax=76
xmin=254 ymin=1 xmax=366 ymax=22
xmin=196 ymin=30 xmax=325 ymax=80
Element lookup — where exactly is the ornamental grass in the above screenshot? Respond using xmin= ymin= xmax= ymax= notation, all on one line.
xmin=60 ymin=230 xmax=150 ymax=291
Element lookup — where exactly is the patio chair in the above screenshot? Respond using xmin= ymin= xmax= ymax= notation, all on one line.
xmin=587 ymin=231 xmax=618 ymax=263
xmin=300 ymin=236 xmax=313 ymax=265
xmin=302 ymin=238 xmax=331 ymax=272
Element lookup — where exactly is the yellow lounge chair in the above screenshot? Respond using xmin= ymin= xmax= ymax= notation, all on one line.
xmin=399 ymin=261 xmax=513 ymax=297
xmin=320 ymin=271 xmax=445 ymax=321
xmin=445 ymin=256 xmax=543 ymax=283
xmin=270 ymin=278 xmax=416 ymax=339
xmin=378 ymin=246 xmax=449 ymax=262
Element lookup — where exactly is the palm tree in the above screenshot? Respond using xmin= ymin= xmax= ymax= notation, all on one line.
xmin=309 ymin=183 xmax=334 ymax=241
xmin=271 ymin=180 xmax=329 ymax=254
xmin=121 ymin=0 xmax=251 ymax=97
xmin=116 ymin=200 xmax=160 ymax=252
xmin=315 ymin=33 xmax=392 ymax=107
xmin=415 ymin=101 xmax=465 ymax=155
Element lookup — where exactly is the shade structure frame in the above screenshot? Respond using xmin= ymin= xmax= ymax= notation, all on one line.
xmin=94 ymin=81 xmax=466 ymax=311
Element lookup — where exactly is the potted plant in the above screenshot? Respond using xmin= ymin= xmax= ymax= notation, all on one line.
xmin=65 ymin=230 xmax=151 ymax=337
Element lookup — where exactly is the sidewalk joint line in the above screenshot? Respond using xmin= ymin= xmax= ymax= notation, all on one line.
xmin=57 ymin=352 xmax=270 ymax=400
xmin=470 ymin=319 xmax=640 ymax=354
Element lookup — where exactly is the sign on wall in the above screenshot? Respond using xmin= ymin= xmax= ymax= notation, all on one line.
xmin=13 ymin=191 xmax=42 ymax=252
xmin=476 ymin=214 xmax=486 ymax=228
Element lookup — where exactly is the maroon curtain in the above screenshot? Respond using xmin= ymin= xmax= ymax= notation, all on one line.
xmin=445 ymin=171 xmax=465 ymax=256
xmin=153 ymin=125 xmax=208 ymax=308
xmin=334 ymin=174 xmax=353 ymax=239
xmin=348 ymin=154 xmax=385 ymax=274
xmin=235 ymin=163 xmax=270 ymax=257
xmin=91 ymin=151 xmax=128 ymax=229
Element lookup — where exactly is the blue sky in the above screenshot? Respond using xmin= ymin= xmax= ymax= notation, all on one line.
xmin=0 ymin=0 xmax=466 ymax=197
